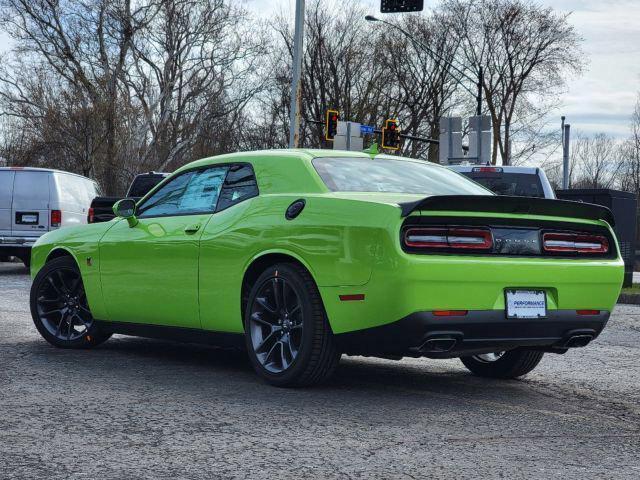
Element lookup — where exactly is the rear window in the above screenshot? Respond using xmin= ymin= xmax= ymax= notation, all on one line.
xmin=128 ymin=175 xmax=166 ymax=197
xmin=462 ymin=172 xmax=544 ymax=198
xmin=312 ymin=157 xmax=491 ymax=195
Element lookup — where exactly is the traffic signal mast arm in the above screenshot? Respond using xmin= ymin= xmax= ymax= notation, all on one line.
xmin=308 ymin=117 xmax=441 ymax=147
xmin=364 ymin=15 xmax=479 ymax=101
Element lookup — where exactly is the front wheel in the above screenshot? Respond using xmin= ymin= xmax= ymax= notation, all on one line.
xmin=460 ymin=350 xmax=544 ymax=379
xmin=244 ymin=263 xmax=340 ymax=387
xmin=30 ymin=256 xmax=111 ymax=348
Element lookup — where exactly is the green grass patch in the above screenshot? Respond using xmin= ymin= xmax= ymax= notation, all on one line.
xmin=621 ymin=284 xmax=640 ymax=295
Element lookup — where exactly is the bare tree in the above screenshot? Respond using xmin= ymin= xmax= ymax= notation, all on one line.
xmin=0 ymin=0 xmax=160 ymax=193
xmin=0 ymin=0 xmax=266 ymax=193
xmin=443 ymin=0 xmax=584 ymax=165
xmin=569 ymin=133 xmax=623 ymax=189
xmin=268 ymin=0 xmax=391 ymax=149
xmin=125 ymin=0 xmax=268 ymax=172
xmin=378 ymin=12 xmax=463 ymax=160
xmin=619 ymin=96 xmax=640 ymax=195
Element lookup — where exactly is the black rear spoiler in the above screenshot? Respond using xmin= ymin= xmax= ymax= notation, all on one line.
xmin=398 ymin=195 xmax=615 ymax=226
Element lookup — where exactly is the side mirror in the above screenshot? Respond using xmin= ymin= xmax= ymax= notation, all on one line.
xmin=113 ymin=198 xmax=138 ymax=228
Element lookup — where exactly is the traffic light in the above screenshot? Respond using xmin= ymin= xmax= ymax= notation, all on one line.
xmin=380 ymin=0 xmax=424 ymax=13
xmin=382 ymin=119 xmax=401 ymax=150
xmin=325 ymin=109 xmax=340 ymax=141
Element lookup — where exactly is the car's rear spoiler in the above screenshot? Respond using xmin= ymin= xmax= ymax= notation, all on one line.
xmin=398 ymin=195 xmax=615 ymax=226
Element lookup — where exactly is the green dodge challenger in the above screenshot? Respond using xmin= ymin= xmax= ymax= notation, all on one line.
xmin=30 ymin=150 xmax=624 ymax=387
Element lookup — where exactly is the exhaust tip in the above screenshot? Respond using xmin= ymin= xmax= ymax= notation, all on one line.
xmin=563 ymin=334 xmax=594 ymax=348
xmin=420 ymin=336 xmax=459 ymax=353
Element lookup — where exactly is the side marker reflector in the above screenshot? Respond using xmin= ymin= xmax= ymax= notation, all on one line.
xmin=339 ymin=294 xmax=365 ymax=302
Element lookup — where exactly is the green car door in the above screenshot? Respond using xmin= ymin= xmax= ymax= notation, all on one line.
xmin=99 ymin=166 xmax=229 ymax=328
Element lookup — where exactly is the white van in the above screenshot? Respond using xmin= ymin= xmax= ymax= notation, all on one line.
xmin=0 ymin=167 xmax=101 ymax=267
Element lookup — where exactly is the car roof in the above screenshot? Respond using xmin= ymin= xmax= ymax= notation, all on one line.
xmin=0 ymin=166 xmax=97 ymax=181
xmin=174 ymin=149 xmax=452 ymax=196
xmin=177 ymin=148 xmax=450 ymax=171
xmin=449 ymin=165 xmax=539 ymax=174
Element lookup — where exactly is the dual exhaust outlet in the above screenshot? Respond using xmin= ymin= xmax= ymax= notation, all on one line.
xmin=418 ymin=330 xmax=596 ymax=355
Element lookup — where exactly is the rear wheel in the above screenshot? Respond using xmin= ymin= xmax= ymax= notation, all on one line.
xmin=460 ymin=350 xmax=544 ymax=379
xmin=244 ymin=263 xmax=340 ymax=387
xmin=30 ymin=256 xmax=111 ymax=348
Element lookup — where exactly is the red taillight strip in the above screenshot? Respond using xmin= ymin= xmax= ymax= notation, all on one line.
xmin=543 ymin=232 xmax=609 ymax=254
xmin=405 ymin=227 xmax=492 ymax=250
xmin=577 ymin=309 xmax=600 ymax=316
xmin=433 ymin=310 xmax=468 ymax=317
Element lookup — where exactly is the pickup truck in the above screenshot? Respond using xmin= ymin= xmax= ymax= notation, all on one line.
xmin=88 ymin=172 xmax=168 ymax=223
xmin=448 ymin=165 xmax=556 ymax=199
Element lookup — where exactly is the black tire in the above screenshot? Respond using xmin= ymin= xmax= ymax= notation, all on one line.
xmin=30 ymin=256 xmax=111 ymax=349
xmin=244 ymin=262 xmax=340 ymax=387
xmin=460 ymin=350 xmax=544 ymax=379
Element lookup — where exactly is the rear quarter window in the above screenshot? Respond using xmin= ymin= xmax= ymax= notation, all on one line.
xmin=217 ymin=164 xmax=259 ymax=211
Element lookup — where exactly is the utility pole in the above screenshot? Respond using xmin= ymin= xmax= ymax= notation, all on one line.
xmin=562 ymin=122 xmax=571 ymax=189
xmin=477 ymin=65 xmax=483 ymax=116
xmin=288 ymin=0 xmax=305 ymax=149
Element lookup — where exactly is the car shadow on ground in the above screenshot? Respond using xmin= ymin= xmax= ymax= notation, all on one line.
xmin=23 ymin=334 xmax=535 ymax=403
xmin=0 ymin=262 xmax=30 ymax=275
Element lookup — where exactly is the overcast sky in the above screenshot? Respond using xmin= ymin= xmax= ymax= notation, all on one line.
xmin=1 ymin=0 xmax=638 ymax=140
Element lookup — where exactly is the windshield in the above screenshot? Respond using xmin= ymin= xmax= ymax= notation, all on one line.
xmin=461 ymin=172 xmax=544 ymax=198
xmin=312 ymin=157 xmax=491 ymax=195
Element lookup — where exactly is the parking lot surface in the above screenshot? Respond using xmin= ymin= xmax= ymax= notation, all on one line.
xmin=1 ymin=261 xmax=640 ymax=479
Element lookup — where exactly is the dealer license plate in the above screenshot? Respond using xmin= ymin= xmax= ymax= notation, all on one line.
xmin=18 ymin=213 xmax=39 ymax=225
xmin=505 ymin=290 xmax=547 ymax=319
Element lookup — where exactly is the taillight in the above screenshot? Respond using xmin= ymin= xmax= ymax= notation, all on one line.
xmin=51 ymin=209 xmax=62 ymax=227
xmin=88 ymin=207 xmax=94 ymax=223
xmin=542 ymin=232 xmax=609 ymax=254
xmin=433 ymin=310 xmax=468 ymax=317
xmin=472 ymin=167 xmax=503 ymax=173
xmin=404 ymin=227 xmax=493 ymax=251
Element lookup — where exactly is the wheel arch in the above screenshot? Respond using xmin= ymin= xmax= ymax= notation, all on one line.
xmin=45 ymin=247 xmax=78 ymax=265
xmin=241 ymin=251 xmax=319 ymax=320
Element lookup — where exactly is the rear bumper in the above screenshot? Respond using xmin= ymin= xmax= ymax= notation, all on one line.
xmin=334 ymin=310 xmax=610 ymax=359
xmin=0 ymin=237 xmax=38 ymax=247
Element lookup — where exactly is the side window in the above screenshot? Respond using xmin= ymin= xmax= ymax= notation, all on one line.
xmin=217 ymin=164 xmax=258 ymax=211
xmin=138 ymin=167 xmax=228 ymax=218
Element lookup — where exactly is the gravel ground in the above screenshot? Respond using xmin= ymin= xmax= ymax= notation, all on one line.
xmin=1 ymin=261 xmax=640 ymax=479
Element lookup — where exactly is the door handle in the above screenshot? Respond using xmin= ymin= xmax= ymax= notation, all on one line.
xmin=184 ymin=224 xmax=201 ymax=235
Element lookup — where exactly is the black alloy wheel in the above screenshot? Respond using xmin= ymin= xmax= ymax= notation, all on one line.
xmin=460 ymin=349 xmax=544 ymax=379
xmin=245 ymin=263 xmax=340 ymax=387
xmin=30 ymin=256 xmax=111 ymax=348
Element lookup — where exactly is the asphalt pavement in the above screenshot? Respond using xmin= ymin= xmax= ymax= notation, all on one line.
xmin=1 ymin=261 xmax=640 ymax=479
